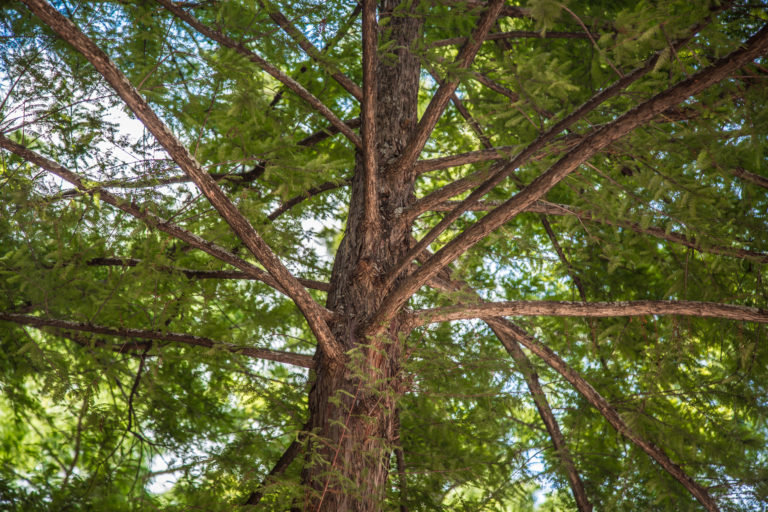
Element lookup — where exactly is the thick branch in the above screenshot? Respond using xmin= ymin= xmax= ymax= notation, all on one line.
xmin=369 ymin=24 xmax=768 ymax=333
xmin=389 ymin=0 xmax=504 ymax=175
xmin=22 ymin=0 xmax=343 ymax=361
xmin=0 ymin=312 xmax=315 ymax=369
xmin=0 ymin=137 xmax=334 ymax=318
xmin=259 ymin=1 xmax=362 ymax=101
xmin=391 ymin=19 xmax=718 ymax=288
xmin=410 ymin=300 xmax=768 ymax=327
xmin=155 ymin=0 xmax=362 ymax=149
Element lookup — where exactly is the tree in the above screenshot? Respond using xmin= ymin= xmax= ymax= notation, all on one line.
xmin=0 ymin=0 xmax=767 ymax=509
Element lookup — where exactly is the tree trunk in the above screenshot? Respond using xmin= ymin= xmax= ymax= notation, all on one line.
xmin=300 ymin=2 xmax=421 ymax=510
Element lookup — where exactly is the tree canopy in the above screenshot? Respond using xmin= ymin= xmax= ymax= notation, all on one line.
xmin=1 ymin=0 xmax=767 ymax=510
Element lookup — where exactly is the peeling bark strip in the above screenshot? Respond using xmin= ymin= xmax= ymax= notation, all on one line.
xmin=155 ymin=0 xmax=361 ymax=148
xmin=410 ymin=300 xmax=768 ymax=327
xmin=21 ymin=0 xmax=343 ymax=361
xmin=490 ymin=321 xmax=720 ymax=512
xmin=0 ymin=136 xmax=333 ymax=316
xmin=370 ymin=24 xmax=768 ymax=333
xmin=361 ymin=0 xmax=378 ymax=229
xmin=0 ymin=312 xmax=315 ymax=369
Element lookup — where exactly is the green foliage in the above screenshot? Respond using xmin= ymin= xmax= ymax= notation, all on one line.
xmin=1 ymin=0 xmax=767 ymax=510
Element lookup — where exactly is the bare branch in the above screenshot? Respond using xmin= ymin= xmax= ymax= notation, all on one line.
xmin=389 ymin=0 xmax=505 ymax=175
xmin=299 ymin=118 xmax=361 ymax=147
xmin=154 ymin=0 xmax=362 ymax=149
xmin=410 ymin=300 xmax=768 ymax=327
xmin=259 ymin=1 xmax=362 ymax=101
xmin=0 ymin=136 xmax=334 ymax=317
xmin=470 ymin=71 xmax=520 ymax=102
xmin=21 ymin=0 xmax=343 ymax=361
xmin=414 ymin=145 xmax=519 ymax=174
xmin=368 ymin=24 xmax=768 ymax=334
xmin=0 ymin=312 xmax=315 ymax=369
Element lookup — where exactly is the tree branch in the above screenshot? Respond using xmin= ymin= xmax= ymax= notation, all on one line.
xmin=426 ymin=273 xmax=592 ymax=512
xmin=267 ymin=179 xmax=350 ymax=221
xmin=489 ymin=321 xmax=719 ymax=511
xmin=21 ymin=0 xmax=343 ymax=361
xmin=0 ymin=312 xmax=315 ymax=369
xmin=243 ymin=422 xmax=309 ymax=506
xmin=410 ymin=300 xmax=768 ymax=327
xmin=389 ymin=0 xmax=504 ymax=175
xmin=390 ymin=18 xmax=717 ymax=290
xmin=0 ymin=136 xmax=334 ymax=318
xmin=259 ymin=1 xmax=362 ymax=101
xmin=154 ymin=0 xmax=362 ymax=149
xmin=425 ymin=200 xmax=768 ymax=263
xmin=731 ymin=166 xmax=768 ymax=189
xmin=414 ymin=145 xmax=519 ymax=174
xmin=368 ymin=24 xmax=768 ymax=334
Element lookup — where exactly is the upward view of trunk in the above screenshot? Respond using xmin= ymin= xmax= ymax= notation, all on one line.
xmin=5 ymin=1 xmax=768 ymax=511
xmin=301 ymin=2 xmax=421 ymax=509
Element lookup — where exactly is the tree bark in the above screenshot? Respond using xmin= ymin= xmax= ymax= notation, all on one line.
xmin=299 ymin=1 xmax=422 ymax=509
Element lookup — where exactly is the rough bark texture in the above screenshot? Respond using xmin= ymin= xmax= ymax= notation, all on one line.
xmin=300 ymin=2 xmax=422 ymax=509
